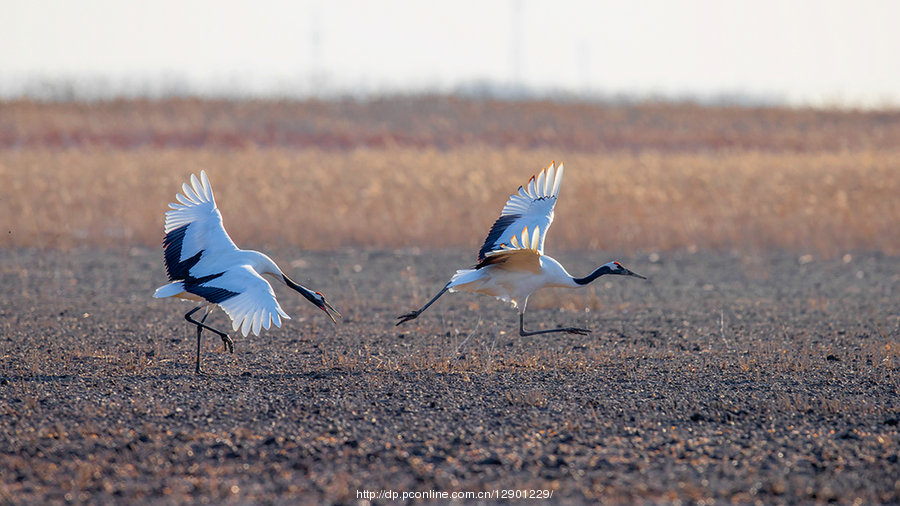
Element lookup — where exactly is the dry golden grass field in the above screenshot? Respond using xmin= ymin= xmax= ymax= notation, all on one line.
xmin=1 ymin=97 xmax=898 ymax=504
xmin=1 ymin=97 xmax=899 ymax=255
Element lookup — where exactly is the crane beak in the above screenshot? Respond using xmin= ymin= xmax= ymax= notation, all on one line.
xmin=319 ymin=297 xmax=341 ymax=323
xmin=626 ymin=268 xmax=647 ymax=280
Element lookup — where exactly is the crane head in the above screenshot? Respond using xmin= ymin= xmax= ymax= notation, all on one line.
xmin=282 ymin=273 xmax=342 ymax=323
xmin=606 ymin=261 xmax=647 ymax=280
xmin=313 ymin=291 xmax=341 ymax=323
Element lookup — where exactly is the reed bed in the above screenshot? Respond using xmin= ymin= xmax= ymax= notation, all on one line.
xmin=1 ymin=98 xmax=897 ymax=256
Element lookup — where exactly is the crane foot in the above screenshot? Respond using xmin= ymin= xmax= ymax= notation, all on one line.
xmin=396 ymin=311 xmax=421 ymax=325
xmin=220 ymin=334 xmax=234 ymax=353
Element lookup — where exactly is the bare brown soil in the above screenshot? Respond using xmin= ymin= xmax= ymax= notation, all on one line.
xmin=1 ymin=248 xmax=897 ymax=504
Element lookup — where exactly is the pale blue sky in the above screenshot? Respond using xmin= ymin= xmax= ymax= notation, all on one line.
xmin=2 ymin=0 xmax=898 ymax=106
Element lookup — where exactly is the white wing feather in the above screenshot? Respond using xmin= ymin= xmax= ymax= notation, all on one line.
xmin=164 ymin=170 xmax=239 ymax=264
xmin=492 ymin=225 xmax=543 ymax=254
xmin=210 ymin=265 xmax=290 ymax=337
xmin=478 ymin=162 xmax=564 ymax=260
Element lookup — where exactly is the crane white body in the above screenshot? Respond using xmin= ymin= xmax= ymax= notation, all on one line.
xmin=154 ymin=249 xmax=289 ymax=336
xmin=448 ymin=246 xmax=576 ymax=311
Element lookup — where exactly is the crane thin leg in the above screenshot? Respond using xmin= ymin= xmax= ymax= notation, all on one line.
xmin=185 ymin=306 xmax=233 ymax=374
xmin=518 ymin=312 xmax=591 ymax=337
xmin=196 ymin=309 xmax=208 ymax=374
xmin=396 ymin=284 xmax=451 ymax=325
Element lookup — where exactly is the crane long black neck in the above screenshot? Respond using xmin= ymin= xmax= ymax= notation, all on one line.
xmin=573 ymin=265 xmax=614 ymax=286
xmin=282 ymin=274 xmax=318 ymax=303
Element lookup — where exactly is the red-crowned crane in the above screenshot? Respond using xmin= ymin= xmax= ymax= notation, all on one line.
xmin=397 ymin=161 xmax=645 ymax=336
xmin=153 ymin=171 xmax=340 ymax=374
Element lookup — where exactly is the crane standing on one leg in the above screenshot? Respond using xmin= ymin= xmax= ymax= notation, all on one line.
xmin=153 ymin=171 xmax=340 ymax=374
xmin=397 ymin=161 xmax=645 ymax=336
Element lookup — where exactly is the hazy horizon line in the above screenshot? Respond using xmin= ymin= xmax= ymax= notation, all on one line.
xmin=4 ymin=73 xmax=894 ymax=111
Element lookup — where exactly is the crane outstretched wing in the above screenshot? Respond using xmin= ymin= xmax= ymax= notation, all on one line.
xmin=477 ymin=162 xmax=564 ymax=261
xmin=162 ymin=170 xmax=239 ymax=281
xmin=475 ymin=225 xmax=543 ymax=274
xmin=198 ymin=265 xmax=290 ymax=337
